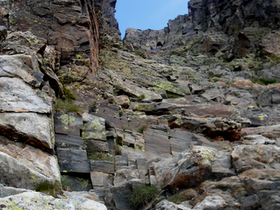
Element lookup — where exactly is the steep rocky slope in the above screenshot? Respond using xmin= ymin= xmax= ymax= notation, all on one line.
xmin=1 ymin=0 xmax=280 ymax=209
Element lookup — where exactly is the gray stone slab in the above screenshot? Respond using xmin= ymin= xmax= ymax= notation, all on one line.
xmin=115 ymin=155 xmax=128 ymax=171
xmin=56 ymin=148 xmax=87 ymax=161
xmin=90 ymin=171 xmax=105 ymax=187
xmin=68 ymin=116 xmax=83 ymax=136
xmin=54 ymin=114 xmax=82 ymax=136
xmin=0 ymin=113 xmax=54 ymax=150
xmin=169 ymin=129 xmax=194 ymax=155
xmin=59 ymin=160 xmax=90 ymax=173
xmin=86 ymin=139 xmax=109 ymax=152
xmin=54 ymin=113 xmax=69 ymax=135
xmin=90 ymin=160 xmax=114 ymax=174
xmin=0 ymin=184 xmax=31 ymax=198
xmin=111 ymin=182 xmax=133 ymax=210
xmin=55 ymin=134 xmax=84 ymax=148
xmin=136 ymin=158 xmax=147 ymax=179
xmin=144 ymin=126 xmax=171 ymax=156
xmin=136 ymin=158 xmax=147 ymax=171
xmin=82 ymin=113 xmax=106 ymax=141
xmin=0 ymin=77 xmax=51 ymax=113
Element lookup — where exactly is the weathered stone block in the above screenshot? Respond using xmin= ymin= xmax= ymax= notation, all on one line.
xmin=82 ymin=113 xmax=106 ymax=141
xmin=90 ymin=171 xmax=105 ymax=187
xmin=68 ymin=116 xmax=83 ymax=136
xmin=0 ymin=152 xmax=54 ymax=190
xmin=0 ymin=184 xmax=31 ymax=198
xmin=144 ymin=125 xmax=171 ymax=157
xmin=0 ymin=113 xmax=54 ymax=150
xmin=54 ymin=113 xmax=82 ymax=136
xmin=55 ymin=134 xmax=84 ymax=149
xmin=54 ymin=113 xmax=69 ymax=135
xmin=86 ymin=139 xmax=109 ymax=153
xmin=169 ymin=129 xmax=194 ymax=156
xmin=111 ymin=182 xmax=134 ymax=210
xmin=56 ymin=148 xmax=87 ymax=161
xmin=59 ymin=160 xmax=90 ymax=173
xmin=90 ymin=160 xmax=114 ymax=174
xmin=0 ymin=77 xmax=51 ymax=113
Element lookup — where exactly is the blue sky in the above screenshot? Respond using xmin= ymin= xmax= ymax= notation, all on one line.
xmin=115 ymin=0 xmax=189 ymax=39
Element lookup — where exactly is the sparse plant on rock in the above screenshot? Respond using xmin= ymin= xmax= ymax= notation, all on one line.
xmin=35 ymin=181 xmax=63 ymax=197
xmin=137 ymin=94 xmax=145 ymax=102
xmin=251 ymin=77 xmax=277 ymax=85
xmin=130 ymin=185 xmax=159 ymax=209
xmin=114 ymin=144 xmax=122 ymax=155
xmin=168 ymin=193 xmax=183 ymax=204
xmin=137 ymin=125 xmax=147 ymax=134
xmin=54 ymin=86 xmax=81 ymax=113
xmin=54 ymin=98 xmax=81 ymax=113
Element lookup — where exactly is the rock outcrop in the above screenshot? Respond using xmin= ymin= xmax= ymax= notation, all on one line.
xmin=1 ymin=0 xmax=280 ymax=209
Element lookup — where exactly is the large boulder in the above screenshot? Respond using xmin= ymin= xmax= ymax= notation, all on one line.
xmin=0 ymin=54 xmax=44 ymax=87
xmin=152 ymin=146 xmax=234 ymax=190
xmin=0 ymin=184 xmax=31 ymax=198
xmin=155 ymin=200 xmax=192 ymax=210
xmin=0 ymin=113 xmax=54 ymax=150
xmin=231 ymin=145 xmax=280 ymax=173
xmin=0 ymin=192 xmax=107 ymax=210
xmin=0 ymin=152 xmax=54 ymax=190
xmin=239 ymin=169 xmax=280 ymax=210
xmin=0 ymin=77 xmax=52 ymax=113
xmin=0 ymin=137 xmax=60 ymax=181
xmin=169 ymin=116 xmax=242 ymax=141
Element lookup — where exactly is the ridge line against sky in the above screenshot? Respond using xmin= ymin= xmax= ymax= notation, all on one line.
xmin=115 ymin=0 xmax=190 ymax=39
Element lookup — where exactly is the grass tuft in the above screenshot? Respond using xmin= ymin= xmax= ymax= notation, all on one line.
xmin=137 ymin=94 xmax=145 ymax=102
xmin=54 ymin=98 xmax=80 ymax=113
xmin=168 ymin=194 xmax=183 ymax=204
xmin=130 ymin=185 xmax=159 ymax=209
xmin=137 ymin=125 xmax=147 ymax=134
xmin=251 ymin=77 xmax=277 ymax=85
xmin=35 ymin=181 xmax=63 ymax=197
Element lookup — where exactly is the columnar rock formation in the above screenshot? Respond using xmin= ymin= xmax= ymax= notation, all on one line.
xmin=1 ymin=0 xmax=280 ymax=209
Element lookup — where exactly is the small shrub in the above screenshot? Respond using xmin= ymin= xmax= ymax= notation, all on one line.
xmin=168 ymin=194 xmax=183 ymax=204
xmin=130 ymin=185 xmax=159 ymax=209
xmin=166 ymin=92 xmax=181 ymax=98
xmin=54 ymin=98 xmax=80 ymax=113
xmin=77 ymin=178 xmax=89 ymax=189
xmin=256 ymin=101 xmax=260 ymax=107
xmin=137 ymin=94 xmax=145 ymax=102
xmin=210 ymin=73 xmax=223 ymax=78
xmin=233 ymin=92 xmax=242 ymax=98
xmin=114 ymin=144 xmax=122 ymax=155
xmin=54 ymin=85 xmax=81 ymax=113
xmin=265 ymin=55 xmax=280 ymax=67
xmin=169 ymin=51 xmax=185 ymax=57
xmin=63 ymin=86 xmax=76 ymax=101
xmin=35 ymin=181 xmax=63 ymax=197
xmin=137 ymin=125 xmax=147 ymax=134
xmin=251 ymin=77 xmax=277 ymax=85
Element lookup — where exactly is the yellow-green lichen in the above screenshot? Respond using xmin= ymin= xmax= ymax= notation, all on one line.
xmin=9 ymin=18 xmax=16 ymax=25
xmin=88 ymin=119 xmax=103 ymax=131
xmin=31 ymin=173 xmax=37 ymax=182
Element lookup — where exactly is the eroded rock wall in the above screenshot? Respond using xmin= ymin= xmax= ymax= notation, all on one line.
xmin=124 ymin=0 xmax=280 ymax=60
xmin=0 ymin=0 xmax=120 ymax=75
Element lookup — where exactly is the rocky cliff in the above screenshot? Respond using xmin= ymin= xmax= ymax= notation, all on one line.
xmin=1 ymin=0 xmax=280 ymax=210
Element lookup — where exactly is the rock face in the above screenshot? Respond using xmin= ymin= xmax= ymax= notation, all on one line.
xmin=0 ymin=191 xmax=107 ymax=210
xmin=1 ymin=0 xmax=280 ymax=209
